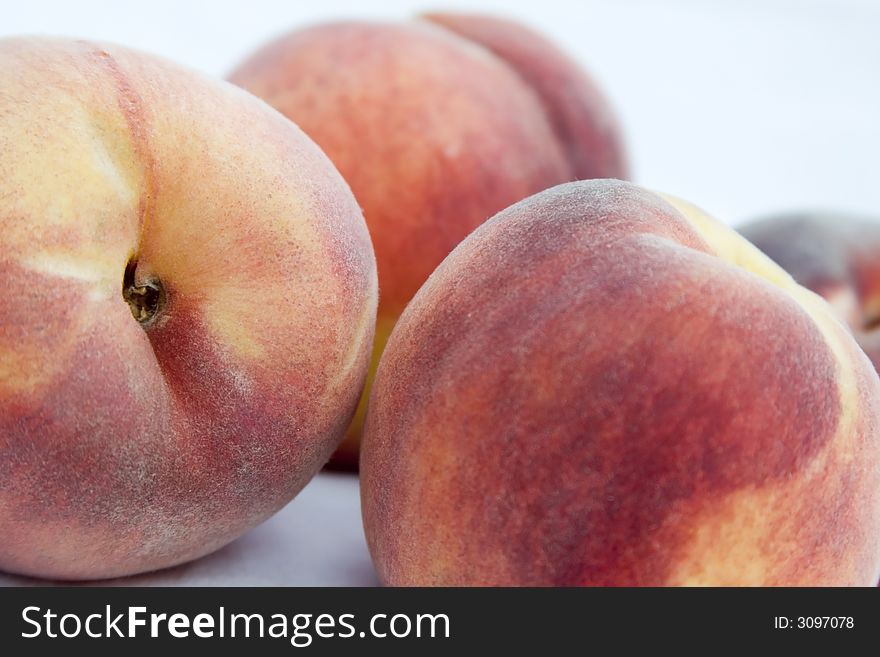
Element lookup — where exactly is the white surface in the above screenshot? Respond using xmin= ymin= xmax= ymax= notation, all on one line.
xmin=1 ymin=1 xmax=878 ymax=586
xmin=0 ymin=474 xmax=377 ymax=586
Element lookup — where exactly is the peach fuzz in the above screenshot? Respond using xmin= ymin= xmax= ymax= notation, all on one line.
xmin=361 ymin=179 xmax=880 ymax=586
xmin=0 ymin=37 xmax=377 ymax=579
xmin=229 ymin=14 xmax=628 ymax=468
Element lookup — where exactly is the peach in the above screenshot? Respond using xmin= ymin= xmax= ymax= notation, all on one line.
xmin=229 ymin=14 xmax=628 ymax=468
xmin=361 ymin=179 xmax=880 ymax=586
xmin=740 ymin=213 xmax=880 ymax=369
xmin=0 ymin=37 xmax=377 ymax=580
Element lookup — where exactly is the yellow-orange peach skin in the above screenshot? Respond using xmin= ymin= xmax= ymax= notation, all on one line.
xmin=229 ymin=14 xmax=628 ymax=468
xmin=361 ymin=179 xmax=880 ymax=586
xmin=741 ymin=214 xmax=880 ymax=371
xmin=0 ymin=38 xmax=377 ymax=580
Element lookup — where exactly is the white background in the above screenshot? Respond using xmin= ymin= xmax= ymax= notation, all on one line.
xmin=1 ymin=0 xmax=878 ymax=585
xmin=3 ymin=0 xmax=879 ymax=223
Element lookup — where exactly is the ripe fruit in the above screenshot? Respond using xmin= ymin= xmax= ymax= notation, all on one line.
xmin=0 ymin=37 xmax=377 ymax=580
xmin=740 ymin=213 xmax=880 ymax=370
xmin=361 ymin=179 xmax=880 ymax=586
xmin=230 ymin=14 xmax=628 ymax=468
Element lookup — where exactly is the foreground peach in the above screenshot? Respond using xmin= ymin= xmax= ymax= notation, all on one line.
xmin=361 ymin=179 xmax=880 ymax=586
xmin=0 ymin=38 xmax=377 ymax=580
xmin=229 ymin=13 xmax=628 ymax=468
xmin=740 ymin=214 xmax=880 ymax=370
